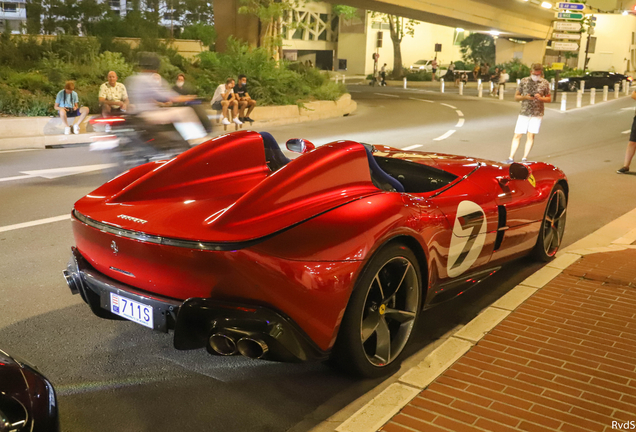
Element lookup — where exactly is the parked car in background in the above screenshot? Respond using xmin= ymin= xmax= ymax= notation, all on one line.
xmin=558 ymin=71 xmax=633 ymax=91
xmin=409 ymin=59 xmax=432 ymax=72
xmin=0 ymin=348 xmax=59 ymax=432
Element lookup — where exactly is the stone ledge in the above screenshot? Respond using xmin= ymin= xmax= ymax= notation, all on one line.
xmin=0 ymin=93 xmax=357 ymax=151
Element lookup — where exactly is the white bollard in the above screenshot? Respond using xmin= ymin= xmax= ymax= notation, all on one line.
xmin=459 ymin=81 xmax=464 ymax=95
xmin=499 ymin=84 xmax=505 ymax=100
xmin=490 ymin=81 xmax=494 ymax=93
xmin=603 ymin=85 xmax=609 ymax=101
xmin=440 ymin=78 xmax=445 ymax=93
xmin=478 ymin=83 xmax=483 ymax=98
xmin=517 ymin=78 xmax=521 ymax=86
xmin=560 ymin=92 xmax=567 ymax=111
xmin=342 ymin=75 xmax=346 ymax=84
xmin=477 ymin=78 xmax=482 ymax=89
xmin=580 ymin=80 xmax=585 ymax=93
xmin=615 ymin=83 xmax=620 ymax=98
xmin=590 ymin=88 xmax=596 ymax=105
xmin=403 ymin=77 xmax=407 ymax=89
xmin=550 ymin=78 xmax=555 ymax=91
xmin=576 ymin=90 xmax=582 ymax=108
xmin=625 ymin=80 xmax=630 ymax=95
xmin=335 ymin=76 xmax=339 ymax=84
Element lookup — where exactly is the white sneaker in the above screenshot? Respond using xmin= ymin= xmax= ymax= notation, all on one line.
xmin=233 ymin=117 xmax=243 ymax=125
xmin=64 ymin=126 xmax=71 ymax=135
xmin=73 ymin=124 xmax=80 ymax=134
xmin=521 ymin=158 xmax=528 ymax=163
xmin=222 ymin=118 xmax=231 ymax=125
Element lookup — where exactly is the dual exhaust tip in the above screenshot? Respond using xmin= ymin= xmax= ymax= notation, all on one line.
xmin=209 ymin=333 xmax=269 ymax=359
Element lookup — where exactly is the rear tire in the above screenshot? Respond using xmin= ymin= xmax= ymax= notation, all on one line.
xmin=331 ymin=243 xmax=422 ymax=378
xmin=532 ymin=185 xmax=567 ymax=262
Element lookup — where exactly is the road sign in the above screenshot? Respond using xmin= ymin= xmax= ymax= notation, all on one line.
xmin=552 ymin=62 xmax=565 ymax=70
xmin=552 ymin=42 xmax=580 ymax=51
xmin=557 ymin=2 xmax=585 ymax=10
xmin=556 ymin=12 xmax=584 ymax=19
xmin=554 ymin=21 xmax=582 ymax=31
xmin=553 ymin=33 xmax=581 ymax=40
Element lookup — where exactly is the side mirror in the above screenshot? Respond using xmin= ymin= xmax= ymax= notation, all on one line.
xmin=509 ymin=162 xmax=530 ymax=181
xmin=286 ymin=138 xmax=315 ymax=154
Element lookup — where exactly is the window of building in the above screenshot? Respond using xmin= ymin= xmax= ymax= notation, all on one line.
xmin=109 ymin=0 xmax=120 ymax=8
xmin=371 ymin=22 xmax=390 ymax=30
xmin=453 ymin=29 xmax=466 ymax=46
xmin=3 ymin=3 xmax=18 ymax=12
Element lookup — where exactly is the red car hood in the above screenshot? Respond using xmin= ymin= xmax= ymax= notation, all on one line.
xmin=74 ymin=132 xmax=381 ymax=243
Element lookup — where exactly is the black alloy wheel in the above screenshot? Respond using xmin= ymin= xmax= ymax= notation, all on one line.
xmin=532 ymin=185 xmax=567 ymax=261
xmin=331 ymin=243 xmax=422 ymax=378
xmin=568 ymin=81 xmax=578 ymax=92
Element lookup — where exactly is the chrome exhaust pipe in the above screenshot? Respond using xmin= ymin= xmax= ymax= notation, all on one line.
xmin=63 ymin=270 xmax=79 ymax=294
xmin=236 ymin=338 xmax=269 ymax=359
xmin=208 ymin=333 xmax=237 ymax=356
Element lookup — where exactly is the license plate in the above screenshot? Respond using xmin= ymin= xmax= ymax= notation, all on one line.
xmin=110 ymin=293 xmax=154 ymax=329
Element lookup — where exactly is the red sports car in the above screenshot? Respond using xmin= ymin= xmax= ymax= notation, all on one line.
xmin=64 ymin=131 xmax=568 ymax=377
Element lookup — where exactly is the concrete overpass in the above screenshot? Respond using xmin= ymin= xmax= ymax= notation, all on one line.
xmin=216 ymin=0 xmax=558 ymax=53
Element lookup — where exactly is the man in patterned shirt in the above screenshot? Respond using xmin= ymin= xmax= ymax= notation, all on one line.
xmin=99 ymin=71 xmax=129 ymax=116
xmin=507 ymin=63 xmax=552 ymax=163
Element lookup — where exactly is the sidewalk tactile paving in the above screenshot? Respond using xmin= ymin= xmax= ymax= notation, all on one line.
xmin=381 ymin=249 xmax=636 ymax=432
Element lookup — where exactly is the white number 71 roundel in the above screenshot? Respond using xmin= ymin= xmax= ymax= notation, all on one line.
xmin=447 ymin=200 xmax=487 ymax=278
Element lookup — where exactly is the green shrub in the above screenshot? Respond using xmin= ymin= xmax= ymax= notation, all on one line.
xmin=0 ymin=35 xmax=345 ymax=115
xmin=406 ymin=71 xmax=432 ymax=81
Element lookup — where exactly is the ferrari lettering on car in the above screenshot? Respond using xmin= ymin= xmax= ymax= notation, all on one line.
xmin=63 ymin=130 xmax=568 ymax=377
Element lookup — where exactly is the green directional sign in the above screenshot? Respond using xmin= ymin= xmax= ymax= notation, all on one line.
xmin=556 ymin=12 xmax=584 ymax=20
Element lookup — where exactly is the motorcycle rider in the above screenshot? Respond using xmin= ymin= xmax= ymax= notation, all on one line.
xmin=125 ymin=52 xmax=207 ymax=142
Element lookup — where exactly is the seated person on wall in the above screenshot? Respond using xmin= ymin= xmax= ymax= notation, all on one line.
xmin=173 ymin=73 xmax=213 ymax=133
xmin=235 ymin=74 xmax=256 ymax=122
xmin=99 ymin=71 xmax=129 ymax=116
xmin=54 ymin=81 xmax=90 ymax=135
xmin=211 ymin=78 xmax=242 ymax=126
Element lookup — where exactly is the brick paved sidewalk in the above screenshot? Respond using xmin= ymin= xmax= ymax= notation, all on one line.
xmin=382 ymin=248 xmax=636 ymax=432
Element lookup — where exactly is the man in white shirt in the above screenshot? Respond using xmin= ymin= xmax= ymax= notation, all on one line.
xmin=211 ymin=78 xmax=242 ymax=125
xmin=99 ymin=71 xmax=129 ymax=116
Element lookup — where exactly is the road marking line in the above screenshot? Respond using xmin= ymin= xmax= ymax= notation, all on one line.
xmin=408 ymin=97 xmax=434 ymax=103
xmin=455 ymin=110 xmax=464 ymax=117
xmin=0 ymin=149 xmax=38 ymax=154
xmin=433 ymin=130 xmax=456 ymax=141
xmin=441 ymin=103 xmax=457 ymax=109
xmin=622 ymin=130 xmax=630 ymax=134
xmin=0 ymin=214 xmax=70 ymax=233
xmin=621 ymin=107 xmax=634 ymax=111
xmin=374 ymin=93 xmax=400 ymax=98
xmin=403 ymin=144 xmax=423 ymax=150
xmin=456 ymin=119 xmax=465 ymax=128
xmin=0 ymin=174 xmax=34 ymax=183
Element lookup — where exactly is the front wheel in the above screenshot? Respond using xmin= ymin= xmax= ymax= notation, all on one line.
xmin=331 ymin=243 xmax=422 ymax=378
xmin=532 ymin=185 xmax=567 ymax=261
xmin=568 ymin=81 xmax=578 ymax=92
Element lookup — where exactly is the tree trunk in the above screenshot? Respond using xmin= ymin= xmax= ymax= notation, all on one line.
xmin=387 ymin=15 xmax=403 ymax=78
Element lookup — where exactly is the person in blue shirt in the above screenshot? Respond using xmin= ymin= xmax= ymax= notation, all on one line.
xmin=54 ymin=81 xmax=89 ymax=135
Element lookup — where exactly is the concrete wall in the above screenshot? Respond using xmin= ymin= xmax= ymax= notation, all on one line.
xmin=14 ymin=35 xmax=208 ymax=59
xmin=496 ymin=38 xmax=547 ymax=66
xmin=338 ymin=14 xmax=463 ymax=76
xmin=577 ymin=13 xmax=636 ymax=73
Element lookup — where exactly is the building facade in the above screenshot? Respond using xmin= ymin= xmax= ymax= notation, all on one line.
xmin=0 ymin=0 xmax=26 ymax=33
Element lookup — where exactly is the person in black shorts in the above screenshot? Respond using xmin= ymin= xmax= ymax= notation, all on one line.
xmin=618 ymin=90 xmax=636 ymax=173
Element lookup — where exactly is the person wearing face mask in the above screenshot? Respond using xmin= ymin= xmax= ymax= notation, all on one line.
xmin=172 ymin=73 xmax=213 ymax=133
xmin=506 ymin=63 xmax=551 ymax=163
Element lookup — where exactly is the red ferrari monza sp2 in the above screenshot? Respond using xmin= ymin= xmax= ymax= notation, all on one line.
xmin=64 ymin=131 xmax=568 ymax=377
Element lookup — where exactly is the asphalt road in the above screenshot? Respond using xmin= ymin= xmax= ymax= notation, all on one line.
xmin=1 ymin=85 xmax=636 ymax=432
